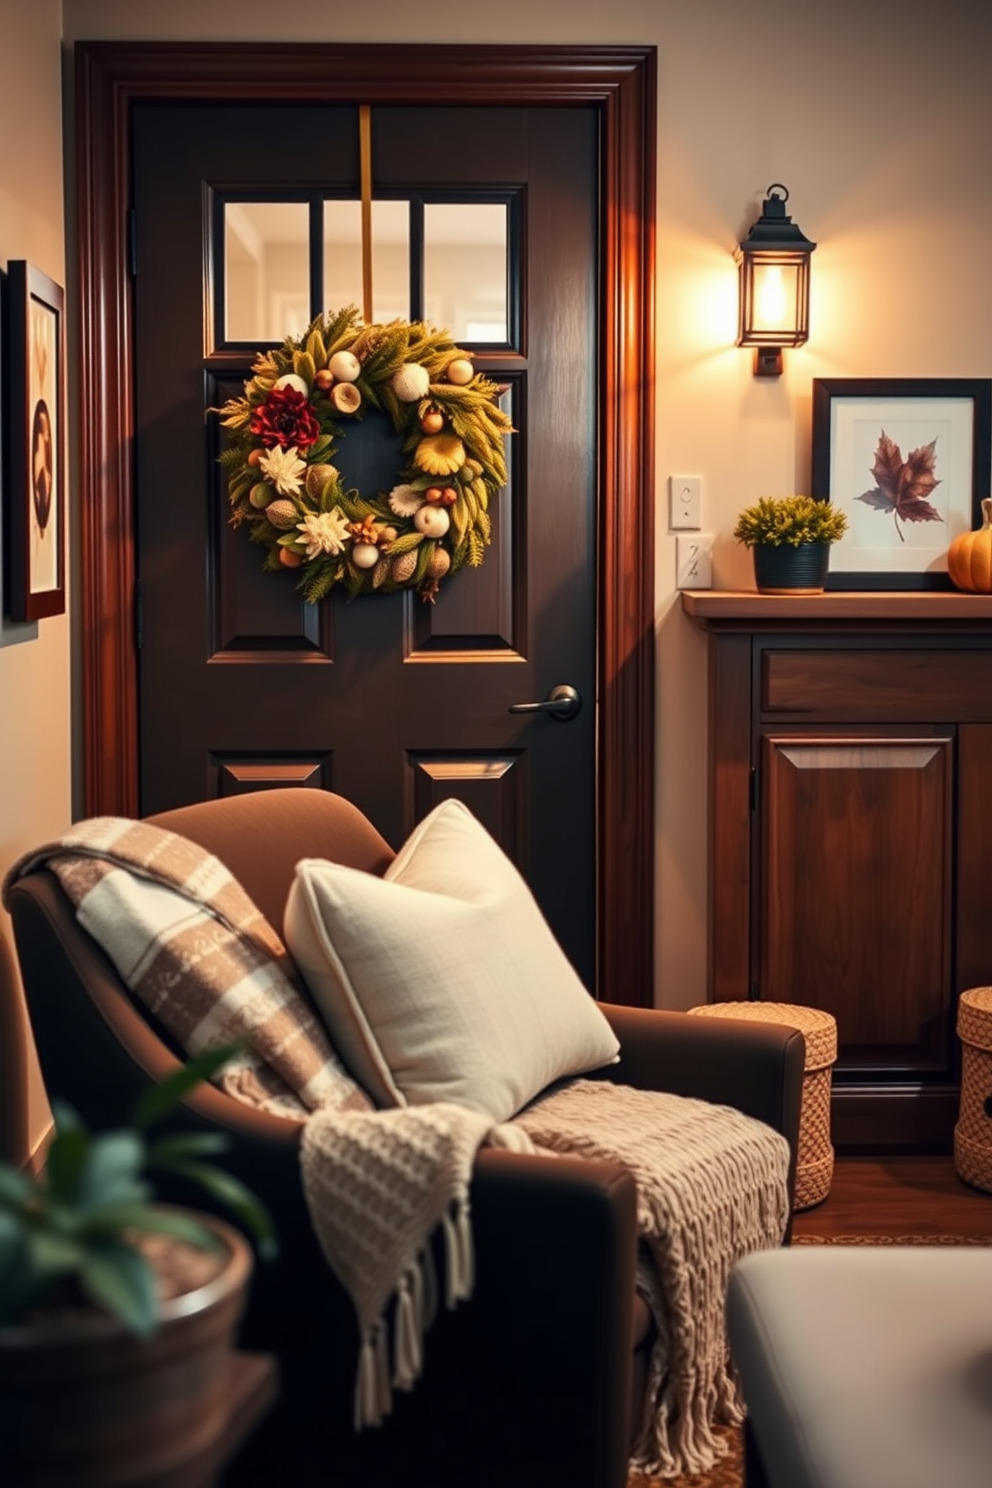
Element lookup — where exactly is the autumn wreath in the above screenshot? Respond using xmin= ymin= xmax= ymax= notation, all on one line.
xmin=215 ymin=306 xmax=512 ymax=603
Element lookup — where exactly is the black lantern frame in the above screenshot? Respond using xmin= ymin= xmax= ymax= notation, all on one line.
xmin=734 ymin=184 xmax=816 ymax=376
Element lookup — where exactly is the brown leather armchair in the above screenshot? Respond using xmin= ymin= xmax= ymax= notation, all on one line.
xmin=4 ymin=788 xmax=804 ymax=1488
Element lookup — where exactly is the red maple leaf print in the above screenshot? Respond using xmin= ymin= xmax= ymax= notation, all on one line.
xmin=856 ymin=431 xmax=943 ymax=542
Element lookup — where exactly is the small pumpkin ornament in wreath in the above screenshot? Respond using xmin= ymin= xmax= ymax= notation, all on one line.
xmin=214 ymin=306 xmax=513 ymax=603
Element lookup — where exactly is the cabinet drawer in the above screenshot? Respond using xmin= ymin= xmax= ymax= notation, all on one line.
xmin=762 ymin=649 xmax=992 ymax=720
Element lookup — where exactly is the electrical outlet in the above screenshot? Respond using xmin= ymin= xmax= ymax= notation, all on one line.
xmin=676 ymin=533 xmax=713 ymax=590
xmin=669 ymin=474 xmax=702 ymax=530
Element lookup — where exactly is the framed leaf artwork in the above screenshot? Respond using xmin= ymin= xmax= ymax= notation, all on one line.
xmin=4 ymin=261 xmax=65 ymax=620
xmin=811 ymin=378 xmax=992 ymax=590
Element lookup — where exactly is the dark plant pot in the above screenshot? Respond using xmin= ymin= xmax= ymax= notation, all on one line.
xmin=752 ymin=541 xmax=831 ymax=595
xmin=0 ymin=1213 xmax=252 ymax=1488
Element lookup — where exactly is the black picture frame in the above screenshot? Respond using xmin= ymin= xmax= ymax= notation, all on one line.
xmin=811 ymin=377 xmax=992 ymax=591
xmin=4 ymin=260 xmax=65 ymax=620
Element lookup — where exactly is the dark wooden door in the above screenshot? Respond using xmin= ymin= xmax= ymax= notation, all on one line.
xmin=75 ymin=44 xmax=656 ymax=1009
xmin=131 ymin=101 xmax=598 ymax=982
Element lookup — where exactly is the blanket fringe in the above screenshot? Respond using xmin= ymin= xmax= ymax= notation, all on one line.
xmin=441 ymin=1194 xmax=474 ymax=1307
xmin=356 ymin=1205 xmax=476 ymax=1427
xmin=393 ymin=1265 xmax=422 ymax=1389
xmin=355 ymin=1321 xmax=392 ymax=1429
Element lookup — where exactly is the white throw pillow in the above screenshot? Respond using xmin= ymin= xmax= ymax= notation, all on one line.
xmin=282 ymin=798 xmax=619 ymax=1120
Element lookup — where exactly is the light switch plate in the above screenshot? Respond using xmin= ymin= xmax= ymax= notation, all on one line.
xmin=676 ymin=533 xmax=713 ymax=589
xmin=669 ymin=474 xmax=702 ymax=530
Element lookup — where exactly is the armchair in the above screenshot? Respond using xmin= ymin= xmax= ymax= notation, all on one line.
xmin=5 ymin=788 xmax=804 ymax=1488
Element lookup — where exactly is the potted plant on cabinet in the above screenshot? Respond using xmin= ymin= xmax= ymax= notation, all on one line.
xmin=0 ymin=1044 xmax=277 ymax=1488
xmin=733 ymin=494 xmax=848 ymax=594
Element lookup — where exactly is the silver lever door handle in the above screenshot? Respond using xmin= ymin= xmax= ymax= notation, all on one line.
xmin=509 ymin=684 xmax=582 ymax=721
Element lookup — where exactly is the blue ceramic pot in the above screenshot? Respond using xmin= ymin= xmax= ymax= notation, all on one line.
xmin=752 ymin=541 xmax=830 ymax=594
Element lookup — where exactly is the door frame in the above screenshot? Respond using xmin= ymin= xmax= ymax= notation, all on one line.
xmin=73 ymin=41 xmax=656 ymax=1006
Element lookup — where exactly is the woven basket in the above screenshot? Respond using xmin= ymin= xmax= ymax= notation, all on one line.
xmin=687 ymin=1001 xmax=838 ymax=1211
xmin=954 ymin=987 xmax=992 ymax=1193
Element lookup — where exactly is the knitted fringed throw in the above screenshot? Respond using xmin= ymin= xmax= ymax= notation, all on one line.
xmin=515 ymin=1079 xmax=791 ymax=1478
xmin=300 ymin=1103 xmax=524 ymax=1427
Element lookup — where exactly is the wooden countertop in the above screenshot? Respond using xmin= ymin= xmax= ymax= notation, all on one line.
xmin=681 ymin=590 xmax=992 ymax=624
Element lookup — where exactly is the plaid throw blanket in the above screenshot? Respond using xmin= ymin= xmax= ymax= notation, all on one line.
xmin=3 ymin=818 xmax=790 ymax=1477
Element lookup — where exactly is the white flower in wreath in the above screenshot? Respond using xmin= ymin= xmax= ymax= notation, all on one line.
xmin=388 ymin=483 xmax=425 ymax=518
xmin=297 ymin=507 xmax=352 ymax=560
xmin=259 ymin=445 xmax=307 ymax=496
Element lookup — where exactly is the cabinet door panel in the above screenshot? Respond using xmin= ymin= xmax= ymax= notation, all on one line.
xmin=760 ymin=732 xmax=953 ymax=1076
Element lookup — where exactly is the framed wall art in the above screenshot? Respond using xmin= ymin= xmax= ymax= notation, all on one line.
xmin=4 ymin=260 xmax=65 ymax=620
xmin=811 ymin=377 xmax=992 ymax=590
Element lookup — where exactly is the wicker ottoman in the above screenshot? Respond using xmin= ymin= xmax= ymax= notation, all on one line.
xmin=688 ymin=1001 xmax=837 ymax=1210
xmin=954 ymin=986 xmax=992 ymax=1193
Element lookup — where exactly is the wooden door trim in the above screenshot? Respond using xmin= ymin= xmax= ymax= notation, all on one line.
xmin=74 ymin=41 xmax=656 ymax=1005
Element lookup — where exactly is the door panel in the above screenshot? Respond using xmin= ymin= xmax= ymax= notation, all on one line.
xmin=132 ymin=101 xmax=597 ymax=983
xmin=214 ymin=757 xmax=329 ymax=795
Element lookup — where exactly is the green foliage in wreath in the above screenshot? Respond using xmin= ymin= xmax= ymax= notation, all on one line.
xmin=214 ymin=306 xmax=513 ymax=603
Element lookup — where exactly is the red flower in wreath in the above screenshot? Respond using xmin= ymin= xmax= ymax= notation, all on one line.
xmin=251 ymin=386 xmax=321 ymax=451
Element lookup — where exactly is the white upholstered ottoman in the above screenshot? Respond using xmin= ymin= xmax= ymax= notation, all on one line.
xmin=726 ymin=1245 xmax=992 ymax=1488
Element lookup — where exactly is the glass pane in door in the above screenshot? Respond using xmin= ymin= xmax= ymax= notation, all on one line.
xmin=224 ymin=201 xmax=310 ymax=342
xmin=323 ymin=198 xmax=410 ymax=322
xmin=423 ymin=202 xmax=508 ymax=342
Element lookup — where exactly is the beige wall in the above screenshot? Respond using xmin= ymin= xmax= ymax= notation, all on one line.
xmin=1 ymin=0 xmax=70 ymax=1156
xmin=5 ymin=2 xmax=988 ymax=1154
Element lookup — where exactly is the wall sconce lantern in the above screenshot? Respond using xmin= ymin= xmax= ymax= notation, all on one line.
xmin=735 ymin=184 xmax=816 ymax=377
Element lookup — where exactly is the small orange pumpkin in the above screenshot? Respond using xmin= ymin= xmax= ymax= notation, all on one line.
xmin=947 ymin=498 xmax=992 ymax=593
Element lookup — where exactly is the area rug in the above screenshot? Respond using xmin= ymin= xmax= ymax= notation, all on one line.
xmin=793 ymin=1233 xmax=992 ymax=1245
xmin=625 ymin=1234 xmax=992 ymax=1488
xmin=628 ymin=1425 xmax=743 ymax=1488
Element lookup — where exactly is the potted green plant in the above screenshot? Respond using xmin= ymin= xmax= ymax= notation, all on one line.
xmin=0 ymin=1044 xmax=277 ymax=1487
xmin=733 ymin=494 xmax=848 ymax=594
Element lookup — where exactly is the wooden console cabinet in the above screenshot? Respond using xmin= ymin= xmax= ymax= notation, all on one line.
xmin=682 ymin=590 xmax=992 ymax=1153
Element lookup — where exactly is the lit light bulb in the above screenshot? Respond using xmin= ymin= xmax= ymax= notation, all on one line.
xmin=754 ymin=264 xmax=787 ymax=330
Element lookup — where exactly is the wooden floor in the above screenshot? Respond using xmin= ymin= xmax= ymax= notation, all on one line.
xmin=791 ymin=1153 xmax=992 ymax=1238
